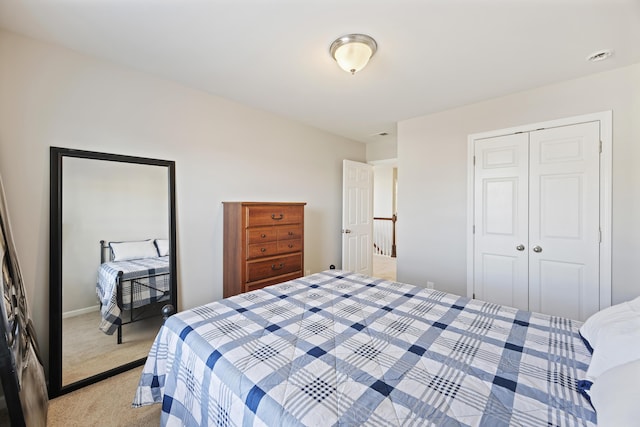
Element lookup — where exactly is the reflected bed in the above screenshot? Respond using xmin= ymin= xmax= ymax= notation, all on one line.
xmin=97 ymin=239 xmax=170 ymax=342
xmin=134 ymin=270 xmax=595 ymax=426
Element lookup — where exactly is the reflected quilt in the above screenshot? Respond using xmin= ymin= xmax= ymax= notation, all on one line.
xmin=96 ymin=256 xmax=170 ymax=334
xmin=134 ymin=270 xmax=595 ymax=426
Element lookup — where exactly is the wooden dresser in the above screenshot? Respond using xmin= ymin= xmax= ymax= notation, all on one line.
xmin=223 ymin=202 xmax=306 ymax=297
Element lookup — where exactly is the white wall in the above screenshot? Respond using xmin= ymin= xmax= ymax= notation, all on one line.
xmin=373 ymin=165 xmax=394 ymax=218
xmin=0 ymin=31 xmax=365 ymax=372
xmin=398 ymin=63 xmax=640 ymax=305
xmin=367 ymin=139 xmax=397 ymax=162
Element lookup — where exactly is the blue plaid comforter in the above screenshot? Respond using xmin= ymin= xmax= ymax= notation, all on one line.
xmin=133 ymin=270 xmax=595 ymax=426
xmin=97 ymin=256 xmax=170 ymax=334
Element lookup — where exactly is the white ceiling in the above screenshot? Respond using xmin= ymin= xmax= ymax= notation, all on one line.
xmin=1 ymin=0 xmax=639 ymax=144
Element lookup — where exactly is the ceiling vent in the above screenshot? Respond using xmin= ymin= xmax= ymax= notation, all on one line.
xmin=586 ymin=49 xmax=613 ymax=62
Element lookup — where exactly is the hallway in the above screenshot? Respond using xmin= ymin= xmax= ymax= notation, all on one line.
xmin=373 ymin=254 xmax=396 ymax=281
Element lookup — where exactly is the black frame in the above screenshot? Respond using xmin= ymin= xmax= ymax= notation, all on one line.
xmin=49 ymin=146 xmax=177 ymax=398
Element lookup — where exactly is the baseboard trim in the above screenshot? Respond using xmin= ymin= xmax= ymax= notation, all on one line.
xmin=62 ymin=305 xmax=99 ymax=319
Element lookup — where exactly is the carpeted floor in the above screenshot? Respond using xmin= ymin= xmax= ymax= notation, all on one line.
xmin=46 ymin=307 xmax=164 ymax=426
xmin=62 ymin=309 xmax=162 ymax=385
xmin=48 ymin=366 xmax=160 ymax=426
xmin=373 ymin=254 xmax=397 ymax=281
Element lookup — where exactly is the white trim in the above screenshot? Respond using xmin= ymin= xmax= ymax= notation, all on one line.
xmin=466 ymin=138 xmax=475 ymax=299
xmin=62 ymin=304 xmax=99 ymax=319
xmin=368 ymin=158 xmax=398 ymax=167
xmin=599 ymin=110 xmax=613 ymax=309
xmin=466 ymin=111 xmax=613 ymax=310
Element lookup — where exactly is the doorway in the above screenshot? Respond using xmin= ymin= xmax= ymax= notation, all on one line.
xmin=342 ymin=159 xmax=399 ymax=281
xmin=372 ymin=161 xmax=398 ymax=281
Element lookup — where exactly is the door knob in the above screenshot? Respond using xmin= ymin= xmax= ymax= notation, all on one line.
xmin=516 ymin=244 xmax=525 ymax=251
xmin=532 ymin=246 xmax=542 ymax=253
xmin=343 ymin=229 xmax=352 ymax=234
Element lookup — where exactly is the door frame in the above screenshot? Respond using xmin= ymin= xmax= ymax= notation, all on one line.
xmin=466 ymin=111 xmax=612 ymax=310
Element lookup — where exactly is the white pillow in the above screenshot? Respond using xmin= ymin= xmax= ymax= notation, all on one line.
xmin=579 ymin=296 xmax=640 ymax=351
xmin=154 ymin=239 xmax=170 ymax=257
xmin=584 ymin=322 xmax=640 ymax=383
xmin=109 ymin=240 xmax=158 ymax=261
xmin=590 ymin=359 xmax=640 ymax=427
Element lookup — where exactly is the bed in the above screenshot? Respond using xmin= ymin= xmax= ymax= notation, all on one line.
xmin=133 ymin=270 xmax=611 ymax=426
xmin=96 ymin=239 xmax=171 ymax=344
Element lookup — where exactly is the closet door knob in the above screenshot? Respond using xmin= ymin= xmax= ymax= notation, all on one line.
xmin=533 ymin=246 xmax=542 ymax=253
xmin=516 ymin=244 xmax=525 ymax=251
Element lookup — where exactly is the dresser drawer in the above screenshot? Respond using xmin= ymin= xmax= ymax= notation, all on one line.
xmin=277 ymin=239 xmax=302 ymax=254
xmin=245 ymin=271 xmax=303 ymax=293
xmin=246 ymin=254 xmax=302 ymax=283
xmin=277 ymin=226 xmax=302 ymax=240
xmin=249 ymin=239 xmax=302 ymax=259
xmin=247 ymin=242 xmax=278 ymax=259
xmin=245 ymin=205 xmax=303 ymax=227
xmin=247 ymin=228 xmax=277 ymax=244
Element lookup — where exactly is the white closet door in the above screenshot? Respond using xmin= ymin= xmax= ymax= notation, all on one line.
xmin=473 ymin=133 xmax=529 ymax=310
xmin=528 ymin=122 xmax=601 ymax=320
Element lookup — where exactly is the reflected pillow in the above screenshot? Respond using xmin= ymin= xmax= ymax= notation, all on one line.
xmin=590 ymin=359 xmax=640 ymax=427
xmin=154 ymin=239 xmax=169 ymax=257
xmin=109 ymin=240 xmax=158 ymax=262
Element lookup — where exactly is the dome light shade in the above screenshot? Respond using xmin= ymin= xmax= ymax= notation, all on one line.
xmin=330 ymin=34 xmax=377 ymax=75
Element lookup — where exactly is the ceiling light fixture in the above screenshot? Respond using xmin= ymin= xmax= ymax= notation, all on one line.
xmin=330 ymin=34 xmax=377 ymax=75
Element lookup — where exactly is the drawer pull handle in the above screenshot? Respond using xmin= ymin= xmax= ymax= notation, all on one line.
xmin=288 ymin=231 xmax=294 ymax=236
xmin=288 ymin=244 xmax=293 ymax=248
xmin=271 ymin=214 xmax=284 ymax=220
xmin=261 ymin=248 xmax=267 ymax=252
xmin=271 ymin=263 xmax=284 ymax=270
xmin=261 ymin=234 xmax=266 ymax=238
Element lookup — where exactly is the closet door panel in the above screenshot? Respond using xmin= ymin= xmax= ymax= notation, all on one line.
xmin=473 ymin=133 xmax=529 ymax=310
xmin=536 ymin=260 xmax=585 ymax=321
xmin=528 ymin=122 xmax=600 ymax=320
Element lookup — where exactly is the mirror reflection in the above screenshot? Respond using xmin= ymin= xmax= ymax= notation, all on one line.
xmin=49 ymin=147 xmax=177 ymax=397
xmin=61 ymin=158 xmax=169 ymax=386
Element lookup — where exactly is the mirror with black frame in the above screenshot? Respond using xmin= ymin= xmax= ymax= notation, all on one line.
xmin=49 ymin=147 xmax=177 ymax=397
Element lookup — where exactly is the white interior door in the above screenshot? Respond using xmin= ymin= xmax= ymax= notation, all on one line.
xmin=342 ymin=160 xmax=373 ymax=275
xmin=528 ymin=122 xmax=601 ymax=320
xmin=473 ymin=133 xmax=530 ymax=310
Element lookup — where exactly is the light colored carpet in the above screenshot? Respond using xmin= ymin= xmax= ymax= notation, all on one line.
xmin=48 ymin=366 xmax=160 ymax=427
xmin=63 ymin=309 xmax=162 ymax=385
xmin=373 ymin=254 xmax=396 ymax=281
xmin=50 ymin=308 xmax=164 ymax=425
